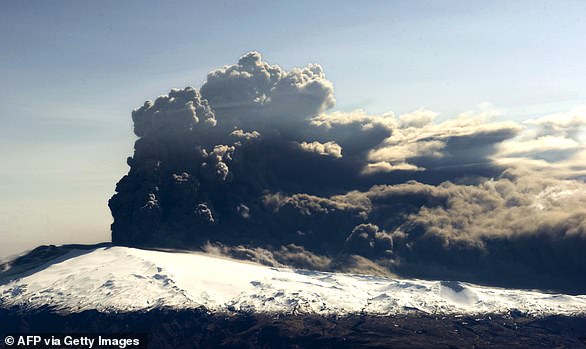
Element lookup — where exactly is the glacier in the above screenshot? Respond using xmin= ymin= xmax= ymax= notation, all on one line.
xmin=1 ymin=246 xmax=585 ymax=316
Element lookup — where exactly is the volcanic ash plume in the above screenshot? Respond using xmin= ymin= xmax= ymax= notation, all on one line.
xmin=110 ymin=52 xmax=586 ymax=293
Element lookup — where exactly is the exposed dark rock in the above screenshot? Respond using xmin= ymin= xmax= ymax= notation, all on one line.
xmin=1 ymin=308 xmax=586 ymax=348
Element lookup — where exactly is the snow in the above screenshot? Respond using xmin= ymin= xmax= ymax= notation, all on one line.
xmin=1 ymin=246 xmax=586 ymax=316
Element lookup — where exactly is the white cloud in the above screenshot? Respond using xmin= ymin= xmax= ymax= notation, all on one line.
xmin=299 ymin=141 xmax=343 ymax=158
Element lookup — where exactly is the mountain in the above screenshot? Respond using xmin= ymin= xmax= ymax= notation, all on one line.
xmin=2 ymin=245 xmax=585 ymax=316
xmin=2 ymin=245 xmax=586 ymax=348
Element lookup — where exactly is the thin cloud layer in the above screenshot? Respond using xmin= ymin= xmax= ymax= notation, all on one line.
xmin=110 ymin=52 xmax=586 ymax=293
xmin=496 ymin=106 xmax=586 ymax=179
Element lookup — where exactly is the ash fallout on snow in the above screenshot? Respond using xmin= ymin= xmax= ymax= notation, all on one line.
xmin=109 ymin=52 xmax=586 ymax=293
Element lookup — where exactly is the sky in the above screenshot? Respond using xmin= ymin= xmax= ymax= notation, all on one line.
xmin=1 ymin=0 xmax=586 ymax=259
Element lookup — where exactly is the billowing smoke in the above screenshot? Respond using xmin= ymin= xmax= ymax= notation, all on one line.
xmin=110 ymin=52 xmax=586 ymax=293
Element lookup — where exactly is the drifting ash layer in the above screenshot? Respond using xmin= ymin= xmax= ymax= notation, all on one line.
xmin=1 ymin=245 xmax=585 ymax=316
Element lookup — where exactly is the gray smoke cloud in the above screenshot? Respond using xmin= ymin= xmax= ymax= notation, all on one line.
xmin=110 ymin=52 xmax=586 ymax=293
xmin=132 ymin=87 xmax=216 ymax=138
xmin=200 ymin=51 xmax=335 ymax=137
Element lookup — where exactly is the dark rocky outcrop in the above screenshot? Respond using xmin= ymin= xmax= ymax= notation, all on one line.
xmin=2 ymin=307 xmax=586 ymax=348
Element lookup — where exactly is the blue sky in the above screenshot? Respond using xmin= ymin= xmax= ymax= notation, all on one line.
xmin=1 ymin=0 xmax=585 ymax=258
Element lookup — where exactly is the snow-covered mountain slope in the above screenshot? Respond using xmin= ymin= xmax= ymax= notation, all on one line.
xmin=1 ymin=246 xmax=585 ymax=316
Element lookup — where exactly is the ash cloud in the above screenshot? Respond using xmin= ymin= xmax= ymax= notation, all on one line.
xmin=200 ymin=51 xmax=335 ymax=136
xmin=110 ymin=52 xmax=586 ymax=293
xmin=298 ymin=141 xmax=343 ymax=158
